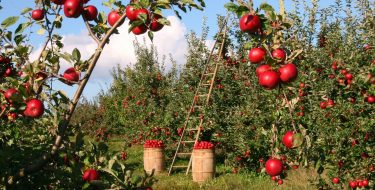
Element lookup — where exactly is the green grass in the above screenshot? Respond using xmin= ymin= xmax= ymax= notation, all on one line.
xmin=105 ymin=138 xmax=317 ymax=190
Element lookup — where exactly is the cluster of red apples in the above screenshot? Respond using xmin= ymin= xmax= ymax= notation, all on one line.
xmin=31 ymin=0 xmax=165 ymax=35
xmin=144 ymin=140 xmax=164 ymax=148
xmin=1 ymin=56 xmax=44 ymax=121
xmin=194 ymin=141 xmax=214 ymax=149
xmin=239 ymin=14 xmax=298 ymax=90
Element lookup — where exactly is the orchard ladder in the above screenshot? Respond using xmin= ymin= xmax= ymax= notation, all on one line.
xmin=168 ymin=16 xmax=229 ymax=176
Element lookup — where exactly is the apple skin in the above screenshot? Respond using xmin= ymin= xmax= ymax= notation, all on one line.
xmin=63 ymin=67 xmax=80 ymax=82
xmin=366 ymin=95 xmax=374 ymax=104
xmin=332 ymin=177 xmax=340 ymax=184
xmin=135 ymin=8 xmax=150 ymax=22
xmin=24 ymin=99 xmax=44 ymax=118
xmin=150 ymin=14 xmax=164 ymax=32
xmin=256 ymin=64 xmax=272 ymax=77
xmin=249 ymin=47 xmax=266 ymax=64
xmin=107 ymin=11 xmax=122 ymax=26
xmin=282 ymin=131 xmax=294 ymax=148
xmin=4 ymin=88 xmax=18 ymax=103
xmin=83 ymin=5 xmax=97 ymax=21
xmin=258 ymin=70 xmax=280 ymax=90
xmin=126 ymin=5 xmax=138 ymax=21
xmin=279 ymin=63 xmax=298 ymax=83
xmin=265 ymin=158 xmax=283 ymax=176
xmin=272 ymin=48 xmax=286 ymax=62
xmin=132 ymin=24 xmax=147 ymax=35
xmin=82 ymin=169 xmax=99 ymax=182
xmin=31 ymin=9 xmax=45 ymax=21
xmin=239 ymin=14 xmax=261 ymax=33
xmin=51 ymin=0 xmax=66 ymax=5
xmin=64 ymin=0 xmax=83 ymax=18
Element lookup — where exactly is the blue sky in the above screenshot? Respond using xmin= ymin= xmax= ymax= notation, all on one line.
xmin=0 ymin=0 xmax=335 ymax=100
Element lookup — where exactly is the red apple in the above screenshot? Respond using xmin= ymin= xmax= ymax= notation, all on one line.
xmin=4 ymin=88 xmax=18 ymax=103
xmin=24 ymin=99 xmax=44 ymax=118
xmin=332 ymin=177 xmax=340 ymax=184
xmin=345 ymin=73 xmax=353 ymax=80
xmin=239 ymin=14 xmax=261 ymax=33
xmin=107 ymin=10 xmax=122 ymax=26
xmin=31 ymin=9 xmax=44 ymax=21
xmin=83 ymin=5 xmax=97 ymax=21
xmin=258 ymin=70 xmax=280 ymax=90
xmin=135 ymin=8 xmax=150 ymax=22
xmin=265 ymin=158 xmax=283 ymax=176
xmin=248 ymin=47 xmax=266 ymax=64
xmin=349 ymin=181 xmax=357 ymax=189
xmin=362 ymin=179 xmax=369 ymax=187
xmin=320 ymin=101 xmax=327 ymax=109
xmin=82 ymin=169 xmax=99 ymax=182
xmin=63 ymin=67 xmax=80 ymax=82
xmin=51 ymin=0 xmax=66 ymax=5
xmin=126 ymin=5 xmax=138 ymax=21
xmin=327 ymin=99 xmax=335 ymax=108
xmin=282 ymin=131 xmax=294 ymax=149
xmin=64 ymin=0 xmax=83 ymax=18
xmin=81 ymin=0 xmax=89 ymax=3
xmin=272 ymin=49 xmax=286 ymax=62
xmin=277 ymin=179 xmax=283 ymax=185
xmin=132 ymin=24 xmax=147 ymax=35
xmin=256 ymin=64 xmax=272 ymax=77
xmin=366 ymin=95 xmax=374 ymax=104
xmin=278 ymin=63 xmax=298 ymax=83
xmin=150 ymin=14 xmax=164 ymax=32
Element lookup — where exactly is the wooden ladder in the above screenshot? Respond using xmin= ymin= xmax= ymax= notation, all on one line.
xmin=168 ymin=17 xmax=229 ymax=176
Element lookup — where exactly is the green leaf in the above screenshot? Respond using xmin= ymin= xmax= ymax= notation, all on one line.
xmin=148 ymin=31 xmax=154 ymax=42
xmin=21 ymin=7 xmax=32 ymax=15
xmin=224 ymin=2 xmax=238 ymax=13
xmin=15 ymin=22 xmax=31 ymax=34
xmin=260 ymin=3 xmax=275 ymax=12
xmin=72 ymin=48 xmax=81 ymax=62
xmin=1 ymin=16 xmax=19 ymax=28
xmin=293 ymin=133 xmax=303 ymax=148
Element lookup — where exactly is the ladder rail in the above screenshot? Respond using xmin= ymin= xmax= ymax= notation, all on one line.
xmin=168 ymin=14 xmax=230 ymax=176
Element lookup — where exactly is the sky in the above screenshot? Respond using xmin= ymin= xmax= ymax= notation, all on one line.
xmin=0 ymin=0 xmax=335 ymax=100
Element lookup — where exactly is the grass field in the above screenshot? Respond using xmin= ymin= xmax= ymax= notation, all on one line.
xmin=106 ymin=139 xmax=319 ymax=190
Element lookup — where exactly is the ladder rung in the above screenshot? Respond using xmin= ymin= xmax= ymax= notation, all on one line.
xmin=182 ymin=141 xmax=195 ymax=143
xmin=173 ymin=165 xmax=189 ymax=168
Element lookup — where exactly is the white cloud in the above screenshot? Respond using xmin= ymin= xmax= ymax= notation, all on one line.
xmin=60 ymin=15 xmax=188 ymax=81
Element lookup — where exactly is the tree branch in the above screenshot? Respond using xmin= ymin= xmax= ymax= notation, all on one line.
xmin=7 ymin=13 xmax=128 ymax=186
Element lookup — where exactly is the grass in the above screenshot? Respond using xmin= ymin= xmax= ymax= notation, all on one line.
xmin=105 ymin=138 xmax=319 ymax=190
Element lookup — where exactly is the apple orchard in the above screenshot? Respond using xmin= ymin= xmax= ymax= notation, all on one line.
xmin=0 ymin=0 xmax=374 ymax=189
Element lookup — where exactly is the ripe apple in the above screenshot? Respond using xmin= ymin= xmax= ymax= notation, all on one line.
xmin=366 ymin=95 xmax=374 ymax=104
xmin=362 ymin=179 xmax=369 ymax=187
xmin=135 ymin=8 xmax=150 ymax=22
xmin=320 ymin=101 xmax=327 ymax=109
xmin=24 ymin=99 xmax=44 ymax=118
xmin=332 ymin=177 xmax=340 ymax=184
xmin=63 ymin=67 xmax=80 ymax=82
xmin=349 ymin=181 xmax=357 ymax=189
xmin=327 ymin=99 xmax=335 ymax=108
xmin=265 ymin=158 xmax=283 ymax=176
xmin=132 ymin=24 xmax=147 ymax=35
xmin=239 ymin=14 xmax=261 ymax=33
xmin=31 ymin=9 xmax=44 ymax=21
xmin=7 ymin=112 xmax=17 ymax=121
xmin=258 ymin=70 xmax=280 ymax=90
xmin=82 ymin=169 xmax=99 ymax=182
xmin=150 ymin=14 xmax=164 ymax=32
xmin=272 ymin=49 xmax=286 ymax=62
xmin=341 ymin=69 xmax=347 ymax=75
xmin=256 ymin=64 xmax=272 ymax=77
xmin=107 ymin=10 xmax=122 ymax=26
xmin=64 ymin=0 xmax=83 ymax=18
xmin=282 ymin=131 xmax=294 ymax=148
xmin=126 ymin=5 xmax=138 ymax=21
xmin=51 ymin=0 xmax=66 ymax=5
xmin=345 ymin=73 xmax=353 ymax=80
xmin=4 ymin=88 xmax=18 ymax=103
xmin=81 ymin=0 xmax=89 ymax=3
xmin=248 ymin=47 xmax=266 ymax=64
xmin=277 ymin=179 xmax=283 ymax=185
xmin=279 ymin=63 xmax=298 ymax=83
xmin=83 ymin=5 xmax=97 ymax=21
